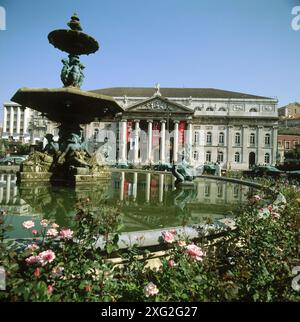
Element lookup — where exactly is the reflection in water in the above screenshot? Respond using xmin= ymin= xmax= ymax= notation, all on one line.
xmin=1 ymin=172 xmax=260 ymax=238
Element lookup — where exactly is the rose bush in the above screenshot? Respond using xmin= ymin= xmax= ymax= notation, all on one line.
xmin=0 ymin=181 xmax=299 ymax=302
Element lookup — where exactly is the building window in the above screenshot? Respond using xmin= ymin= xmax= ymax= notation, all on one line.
xmin=264 ymin=153 xmax=270 ymax=164
xmin=93 ymin=129 xmax=99 ymax=141
xmin=218 ymin=107 xmax=226 ymax=111
xmin=278 ymin=140 xmax=282 ymax=147
xmin=193 ymin=151 xmax=199 ymax=161
xmin=234 ymin=152 xmax=240 ymax=163
xmin=235 ymin=133 xmax=241 ymax=146
xmin=217 ymin=151 xmax=224 ymax=163
xmin=206 ymin=107 xmax=214 ymax=111
xmin=250 ymin=133 xmax=255 ymax=146
xmin=206 ymin=151 xmax=211 ymax=162
xmin=249 ymin=108 xmax=258 ymax=112
xmin=285 ymin=141 xmax=290 ymax=149
xmin=265 ymin=133 xmax=271 ymax=146
xmin=219 ymin=132 xmax=224 ymax=144
xmin=293 ymin=141 xmax=299 ymax=148
xmin=206 ymin=132 xmax=212 ymax=145
xmin=194 ymin=131 xmax=199 ymax=145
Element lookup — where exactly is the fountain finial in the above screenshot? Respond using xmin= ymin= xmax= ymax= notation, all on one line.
xmin=67 ymin=13 xmax=82 ymax=31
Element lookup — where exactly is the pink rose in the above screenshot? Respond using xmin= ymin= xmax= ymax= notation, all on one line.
xmin=144 ymin=282 xmax=159 ymax=297
xmin=60 ymin=228 xmax=74 ymax=239
xmin=47 ymin=285 xmax=54 ymax=295
xmin=26 ymin=243 xmax=39 ymax=252
xmin=46 ymin=228 xmax=58 ymax=237
xmin=38 ymin=250 xmax=56 ymax=266
xmin=168 ymin=259 xmax=176 ymax=268
xmin=40 ymin=219 xmax=49 ymax=227
xmin=162 ymin=231 xmax=175 ymax=244
xmin=186 ymin=244 xmax=204 ymax=261
xmin=33 ymin=267 xmax=41 ymax=277
xmin=32 ymin=229 xmax=38 ymax=236
xmin=25 ymin=255 xmax=40 ymax=265
xmin=22 ymin=220 xmax=35 ymax=229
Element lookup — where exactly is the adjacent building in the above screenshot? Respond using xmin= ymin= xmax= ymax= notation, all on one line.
xmin=277 ymin=134 xmax=300 ymax=163
xmin=1 ymin=102 xmax=49 ymax=143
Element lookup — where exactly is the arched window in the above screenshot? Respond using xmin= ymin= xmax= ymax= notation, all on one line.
xmin=234 ymin=152 xmax=240 ymax=163
xmin=218 ymin=107 xmax=226 ymax=111
xmin=249 ymin=108 xmax=258 ymax=112
xmin=206 ymin=132 xmax=212 ymax=145
xmin=265 ymin=133 xmax=271 ymax=145
xmin=250 ymin=133 xmax=255 ymax=145
xmin=219 ymin=132 xmax=224 ymax=144
xmin=193 ymin=150 xmax=199 ymax=161
xmin=217 ymin=151 xmax=224 ymax=163
xmin=206 ymin=151 xmax=211 ymax=162
xmin=235 ymin=133 xmax=241 ymax=145
xmin=264 ymin=153 xmax=270 ymax=164
xmin=206 ymin=107 xmax=214 ymax=111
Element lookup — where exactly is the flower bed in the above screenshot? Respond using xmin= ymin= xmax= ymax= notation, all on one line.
xmin=0 ymin=180 xmax=299 ymax=302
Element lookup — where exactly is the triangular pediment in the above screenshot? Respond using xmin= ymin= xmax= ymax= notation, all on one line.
xmin=125 ymin=96 xmax=193 ymax=114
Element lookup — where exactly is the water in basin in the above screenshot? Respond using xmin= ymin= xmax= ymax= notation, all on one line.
xmin=0 ymin=171 xmax=266 ymax=239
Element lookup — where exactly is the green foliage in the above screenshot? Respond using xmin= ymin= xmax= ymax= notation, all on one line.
xmin=0 ymin=183 xmax=300 ymax=302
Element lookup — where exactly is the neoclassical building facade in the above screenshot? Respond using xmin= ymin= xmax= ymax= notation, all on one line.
xmin=2 ymin=86 xmax=278 ymax=170
xmin=88 ymin=86 xmax=279 ymax=170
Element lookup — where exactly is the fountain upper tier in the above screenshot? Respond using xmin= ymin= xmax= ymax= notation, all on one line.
xmin=48 ymin=13 xmax=99 ymax=55
xmin=11 ymin=87 xmax=123 ymax=124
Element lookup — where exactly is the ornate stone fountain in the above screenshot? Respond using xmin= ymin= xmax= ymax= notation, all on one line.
xmin=12 ymin=14 xmax=123 ymax=186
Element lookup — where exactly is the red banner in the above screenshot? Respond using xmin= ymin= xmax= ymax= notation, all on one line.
xmin=127 ymin=121 xmax=133 ymax=144
xmin=179 ymin=121 xmax=186 ymax=145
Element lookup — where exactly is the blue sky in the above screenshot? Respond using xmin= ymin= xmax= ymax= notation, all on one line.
xmin=0 ymin=0 xmax=299 ymax=123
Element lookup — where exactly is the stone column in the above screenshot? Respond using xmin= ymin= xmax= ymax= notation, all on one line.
xmin=160 ymin=120 xmax=166 ymax=163
xmin=186 ymin=121 xmax=193 ymax=164
xmin=17 ymin=107 xmax=21 ymax=138
xmin=145 ymin=172 xmax=151 ymax=203
xmin=272 ymin=126 xmax=278 ymax=165
xmin=147 ymin=120 xmax=153 ymax=164
xmin=120 ymin=172 xmax=125 ymax=201
xmin=9 ymin=106 xmax=14 ymax=136
xmin=242 ymin=125 xmax=248 ymax=164
xmin=173 ymin=120 xmax=179 ymax=163
xmin=134 ymin=120 xmax=140 ymax=164
xmin=133 ymin=172 xmax=138 ymax=201
xmin=6 ymin=174 xmax=11 ymax=204
xmin=119 ymin=120 xmax=127 ymax=164
xmin=257 ymin=126 xmax=264 ymax=164
xmin=159 ymin=173 xmax=164 ymax=203
xmin=3 ymin=105 xmax=7 ymax=133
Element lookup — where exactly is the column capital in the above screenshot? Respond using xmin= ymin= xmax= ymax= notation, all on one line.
xmin=173 ymin=120 xmax=180 ymax=124
xmin=120 ymin=119 xmax=127 ymax=123
xmin=160 ymin=120 xmax=166 ymax=123
xmin=134 ymin=119 xmax=140 ymax=123
xmin=257 ymin=125 xmax=264 ymax=129
xmin=242 ymin=125 xmax=248 ymax=128
xmin=147 ymin=119 xmax=153 ymax=123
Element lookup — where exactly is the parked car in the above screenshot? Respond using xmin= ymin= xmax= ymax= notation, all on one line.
xmin=242 ymin=165 xmax=285 ymax=179
xmin=0 ymin=156 xmax=26 ymax=165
